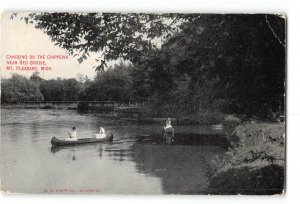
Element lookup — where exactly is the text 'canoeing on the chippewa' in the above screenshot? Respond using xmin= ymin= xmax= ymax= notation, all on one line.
xmin=5 ymin=54 xmax=69 ymax=71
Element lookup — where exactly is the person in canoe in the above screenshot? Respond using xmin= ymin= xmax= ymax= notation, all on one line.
xmin=66 ymin=127 xmax=78 ymax=141
xmin=95 ymin=126 xmax=107 ymax=139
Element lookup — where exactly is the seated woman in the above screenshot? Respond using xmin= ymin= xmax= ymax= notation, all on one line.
xmin=95 ymin=126 xmax=106 ymax=139
xmin=66 ymin=127 xmax=78 ymax=141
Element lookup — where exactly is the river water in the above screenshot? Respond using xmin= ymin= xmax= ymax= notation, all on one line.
xmin=1 ymin=109 xmax=226 ymax=194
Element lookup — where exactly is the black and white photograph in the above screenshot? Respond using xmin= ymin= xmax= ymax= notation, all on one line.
xmin=1 ymin=12 xmax=286 ymax=195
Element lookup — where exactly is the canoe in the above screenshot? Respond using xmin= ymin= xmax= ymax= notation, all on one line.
xmin=51 ymin=133 xmax=113 ymax=146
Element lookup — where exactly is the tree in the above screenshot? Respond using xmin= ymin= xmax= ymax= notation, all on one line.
xmin=39 ymin=78 xmax=82 ymax=101
xmin=1 ymin=74 xmax=44 ymax=103
xmin=30 ymin=71 xmax=43 ymax=86
xmin=17 ymin=13 xmax=285 ymax=119
xmin=127 ymin=14 xmax=285 ymax=119
xmin=65 ymin=78 xmax=82 ymax=101
xmin=39 ymin=79 xmax=66 ymax=101
xmin=160 ymin=14 xmax=286 ymax=117
xmin=79 ymin=62 xmax=134 ymax=104
xmin=19 ymin=13 xmax=185 ymax=70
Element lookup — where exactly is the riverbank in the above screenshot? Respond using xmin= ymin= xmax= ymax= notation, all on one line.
xmin=0 ymin=103 xmax=77 ymax=110
xmin=204 ymin=122 xmax=285 ymax=195
xmin=136 ymin=106 xmax=242 ymax=126
xmin=1 ymin=104 xmax=241 ymax=126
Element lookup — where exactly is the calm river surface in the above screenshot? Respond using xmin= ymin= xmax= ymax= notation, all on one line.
xmin=1 ymin=109 xmax=226 ymax=194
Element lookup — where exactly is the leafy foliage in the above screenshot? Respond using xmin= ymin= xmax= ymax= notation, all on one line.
xmin=1 ymin=74 xmax=44 ymax=103
xmin=79 ymin=61 xmax=134 ymax=103
xmin=39 ymin=78 xmax=82 ymax=101
xmin=9 ymin=13 xmax=286 ymax=120
xmin=20 ymin=13 xmax=186 ymax=70
xmin=130 ymin=14 xmax=286 ymax=119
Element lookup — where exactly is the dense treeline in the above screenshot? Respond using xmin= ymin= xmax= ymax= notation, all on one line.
xmin=129 ymin=15 xmax=285 ymax=120
xmin=79 ymin=62 xmax=134 ymax=104
xmin=1 ymin=74 xmax=44 ymax=103
xmin=1 ymin=73 xmax=82 ymax=103
xmin=1 ymin=63 xmax=134 ymax=105
xmin=131 ymin=15 xmax=286 ymax=119
xmin=2 ymin=14 xmax=285 ymax=120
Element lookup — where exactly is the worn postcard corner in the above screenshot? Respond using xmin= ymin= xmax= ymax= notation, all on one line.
xmin=0 ymin=181 xmax=11 ymax=195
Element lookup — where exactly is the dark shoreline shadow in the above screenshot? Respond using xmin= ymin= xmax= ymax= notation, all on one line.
xmin=112 ymin=143 xmax=226 ymax=194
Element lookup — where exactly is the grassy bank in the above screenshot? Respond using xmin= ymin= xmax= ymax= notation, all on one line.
xmin=135 ymin=105 xmax=242 ymax=126
xmin=205 ymin=122 xmax=285 ymax=195
xmin=141 ymin=105 xmax=220 ymax=124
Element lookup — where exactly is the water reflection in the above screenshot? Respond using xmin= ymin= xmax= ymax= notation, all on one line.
xmin=104 ymin=148 xmax=133 ymax=162
xmin=98 ymin=145 xmax=103 ymax=157
xmin=51 ymin=143 xmax=105 ymax=158
xmin=68 ymin=149 xmax=76 ymax=161
xmin=1 ymin=109 xmax=226 ymax=194
xmin=49 ymin=142 xmax=219 ymax=194
xmin=100 ymin=143 xmax=225 ymax=194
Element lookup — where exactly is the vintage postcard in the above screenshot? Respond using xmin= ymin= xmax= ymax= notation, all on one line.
xmin=0 ymin=12 xmax=286 ymax=194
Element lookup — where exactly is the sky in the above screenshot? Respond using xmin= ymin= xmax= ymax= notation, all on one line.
xmin=1 ymin=12 xmax=101 ymax=80
xmin=0 ymin=12 xmax=167 ymax=80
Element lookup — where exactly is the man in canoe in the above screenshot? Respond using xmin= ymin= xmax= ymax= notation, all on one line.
xmin=66 ymin=127 xmax=78 ymax=141
xmin=95 ymin=126 xmax=107 ymax=139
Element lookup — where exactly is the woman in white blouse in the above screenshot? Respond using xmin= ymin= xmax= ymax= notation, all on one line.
xmin=95 ymin=126 xmax=106 ymax=139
